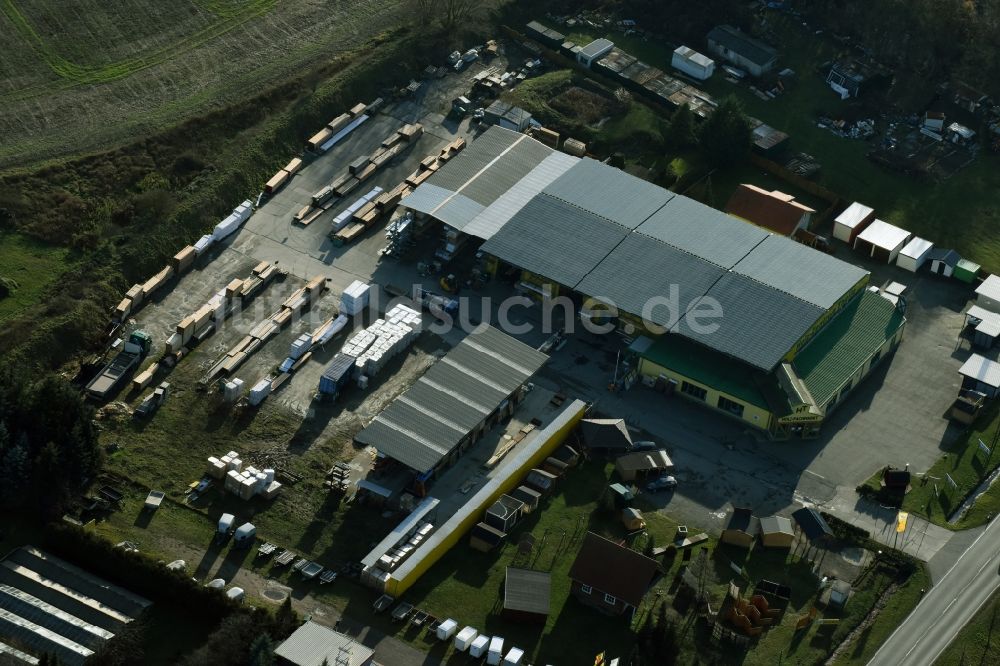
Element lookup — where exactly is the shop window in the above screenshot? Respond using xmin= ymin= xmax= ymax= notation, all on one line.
xmin=680 ymin=381 xmax=707 ymax=401
xmin=717 ymin=396 xmax=745 ymax=418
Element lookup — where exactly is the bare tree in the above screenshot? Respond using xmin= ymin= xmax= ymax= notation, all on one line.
xmin=409 ymin=0 xmax=493 ymax=33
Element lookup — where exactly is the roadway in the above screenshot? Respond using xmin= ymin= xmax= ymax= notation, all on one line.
xmin=868 ymin=516 xmax=1000 ymax=666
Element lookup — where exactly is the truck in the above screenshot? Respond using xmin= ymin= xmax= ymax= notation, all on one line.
xmin=85 ymin=330 xmax=152 ymax=401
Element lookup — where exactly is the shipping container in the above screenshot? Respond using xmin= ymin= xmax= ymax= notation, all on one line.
xmin=319 ymin=353 xmax=358 ymax=395
xmin=284 ymin=157 xmax=303 ymax=175
xmin=349 ymin=102 xmax=366 ymax=117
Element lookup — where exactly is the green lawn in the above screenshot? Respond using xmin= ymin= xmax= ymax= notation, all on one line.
xmin=84 ymin=448 xmax=929 ymax=665
xmin=549 ymin=18 xmax=1000 ymax=272
xmin=861 ymin=400 xmax=1000 ymax=529
xmin=934 ymin=588 xmax=1000 ymax=666
xmin=0 ymin=232 xmax=71 ymax=321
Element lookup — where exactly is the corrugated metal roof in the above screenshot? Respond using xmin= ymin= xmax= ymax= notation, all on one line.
xmin=576 ymin=235 xmax=724 ymax=328
xmin=399 ymin=182 xmax=451 ymax=216
xmin=459 ymin=136 xmax=550 ymax=206
xmin=636 ymin=195 xmax=769 ymax=267
xmin=430 ymin=194 xmax=485 ymax=229
xmin=793 ymin=291 xmax=905 ymax=407
xmin=464 ymin=151 xmax=577 ymax=239
xmin=543 ymin=158 xmax=673 ymax=229
xmin=275 ymin=621 xmax=374 ymax=666
xmin=579 ymin=38 xmax=614 ymax=59
xmin=354 ymin=326 xmax=547 ymax=473
xmin=429 ymin=127 xmax=521 ymax=192
xmin=403 ymin=127 xmax=557 ymax=235
xmin=959 ymin=354 xmax=1000 ymax=389
xmin=674 ymin=273 xmax=826 ymax=370
xmin=976 ymin=274 xmax=1000 ymax=303
xmin=481 ymin=194 xmax=629 ymax=288
xmin=857 ymin=219 xmax=911 ymax=251
xmin=731 ymin=235 xmax=868 ymax=309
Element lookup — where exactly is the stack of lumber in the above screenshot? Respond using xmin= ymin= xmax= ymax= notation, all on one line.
xmin=203 ymin=275 xmax=326 ymax=382
xmin=165 ymin=261 xmax=282 ymax=355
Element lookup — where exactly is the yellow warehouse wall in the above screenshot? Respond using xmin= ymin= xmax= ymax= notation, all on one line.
xmin=638 ymin=359 xmax=774 ymax=430
xmin=385 ymin=399 xmax=587 ymax=596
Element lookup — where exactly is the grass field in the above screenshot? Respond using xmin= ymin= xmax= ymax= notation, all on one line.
xmin=0 ymin=0 xmax=408 ymax=167
xmin=557 ymin=17 xmax=1000 ymax=272
xmin=934 ymin=588 xmax=1000 ymax=666
xmin=862 ymin=401 xmax=1000 ymax=530
xmin=87 ymin=417 xmax=930 ymax=666
xmin=0 ymin=231 xmax=70 ymax=321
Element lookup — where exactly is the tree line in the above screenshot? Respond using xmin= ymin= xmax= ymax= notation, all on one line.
xmin=0 ymin=364 xmax=103 ymax=518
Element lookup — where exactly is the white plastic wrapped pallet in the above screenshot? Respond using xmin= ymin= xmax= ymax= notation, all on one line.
xmin=317 ymin=314 xmax=349 ymax=345
xmin=194 ymin=234 xmax=215 ymax=254
xmin=289 ymin=333 xmax=312 ymax=360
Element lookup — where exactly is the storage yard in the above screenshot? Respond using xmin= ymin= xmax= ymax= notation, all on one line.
xmin=11 ymin=15 xmax=1000 ymax=666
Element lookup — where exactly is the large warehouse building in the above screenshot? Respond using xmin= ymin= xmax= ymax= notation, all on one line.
xmin=401 ymin=127 xmax=906 ymax=438
xmin=354 ymin=325 xmax=548 ymax=485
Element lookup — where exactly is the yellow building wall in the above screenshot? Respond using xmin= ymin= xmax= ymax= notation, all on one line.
xmin=385 ymin=400 xmax=587 ymax=596
xmin=638 ymin=359 xmax=774 ymax=430
xmin=519 ymin=270 xmax=560 ymax=298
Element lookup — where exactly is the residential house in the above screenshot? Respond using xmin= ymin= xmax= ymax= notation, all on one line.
xmin=706 ymin=25 xmax=778 ymax=77
xmin=724 ymin=184 xmax=815 ymax=237
xmin=568 ymin=532 xmax=659 ymax=616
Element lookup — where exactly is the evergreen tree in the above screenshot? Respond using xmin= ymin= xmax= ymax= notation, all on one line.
xmin=0 ymin=438 xmax=29 ymax=504
xmin=274 ymin=596 xmax=298 ymax=639
xmin=666 ymin=104 xmax=697 ymax=150
xmin=698 ymin=96 xmax=751 ymax=168
xmin=247 ymin=634 xmax=275 ymax=666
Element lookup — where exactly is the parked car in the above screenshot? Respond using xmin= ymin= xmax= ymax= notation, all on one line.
xmin=631 ymin=440 xmax=658 ymax=452
xmin=646 ymin=475 xmax=678 ymax=492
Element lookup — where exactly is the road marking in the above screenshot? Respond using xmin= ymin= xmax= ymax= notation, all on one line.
xmin=943 ymin=597 xmax=957 ymax=613
xmin=804 ymin=470 xmax=827 ymax=480
xmin=869 ymin=517 xmax=1000 ymax=665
